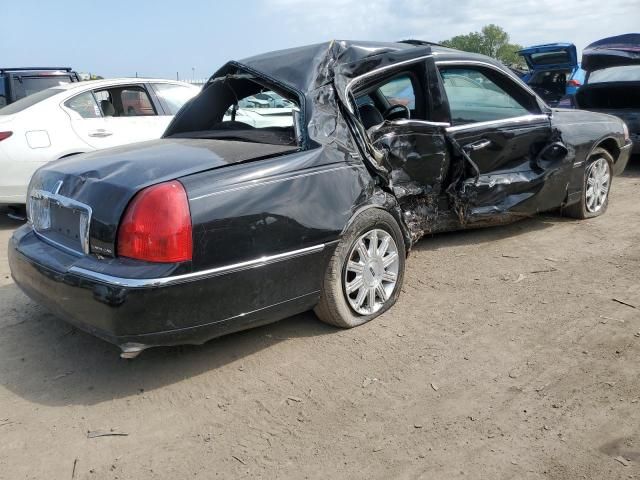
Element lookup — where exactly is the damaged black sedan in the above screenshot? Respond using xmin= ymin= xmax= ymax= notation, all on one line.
xmin=9 ymin=40 xmax=632 ymax=357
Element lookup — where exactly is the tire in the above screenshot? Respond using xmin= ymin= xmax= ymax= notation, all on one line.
xmin=564 ymin=147 xmax=613 ymax=219
xmin=314 ymin=209 xmax=406 ymax=328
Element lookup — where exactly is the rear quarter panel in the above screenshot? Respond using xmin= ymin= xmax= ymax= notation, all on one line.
xmin=551 ymin=108 xmax=627 ymax=193
xmin=181 ymin=147 xmax=375 ymax=271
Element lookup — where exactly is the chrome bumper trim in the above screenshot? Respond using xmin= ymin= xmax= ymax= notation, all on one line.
xmin=68 ymin=243 xmax=327 ymax=289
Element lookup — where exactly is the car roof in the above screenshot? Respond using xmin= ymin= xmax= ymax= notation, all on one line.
xmin=232 ymin=39 xmax=506 ymax=95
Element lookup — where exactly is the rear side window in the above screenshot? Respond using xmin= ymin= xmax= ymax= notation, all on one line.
xmin=0 ymin=88 xmax=63 ymax=115
xmin=439 ymin=68 xmax=530 ymax=125
xmin=379 ymin=75 xmax=416 ymax=109
xmin=151 ymin=83 xmax=197 ymax=115
xmin=64 ymin=91 xmax=101 ymax=119
xmin=93 ymin=86 xmax=156 ymax=117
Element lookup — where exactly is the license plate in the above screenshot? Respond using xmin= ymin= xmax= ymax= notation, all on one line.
xmin=28 ymin=188 xmax=92 ymax=254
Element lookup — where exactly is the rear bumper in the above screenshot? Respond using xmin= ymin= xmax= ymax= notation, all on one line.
xmin=9 ymin=225 xmax=328 ymax=354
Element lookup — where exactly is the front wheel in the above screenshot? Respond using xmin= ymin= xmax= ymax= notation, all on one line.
xmin=564 ymin=147 xmax=613 ymax=219
xmin=314 ymin=209 xmax=406 ymax=328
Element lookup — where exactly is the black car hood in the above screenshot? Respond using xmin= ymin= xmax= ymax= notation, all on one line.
xmin=29 ymin=138 xmax=298 ymax=254
xmin=582 ymin=33 xmax=640 ymax=71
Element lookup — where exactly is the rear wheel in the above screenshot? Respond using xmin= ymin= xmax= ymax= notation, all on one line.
xmin=314 ymin=209 xmax=406 ymax=328
xmin=564 ymin=147 xmax=613 ymax=219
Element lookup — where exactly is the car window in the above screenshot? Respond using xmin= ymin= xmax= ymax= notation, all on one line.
xmin=11 ymin=75 xmax=74 ymax=101
xmin=225 ymin=90 xmax=296 ymax=128
xmin=0 ymin=80 xmax=6 ymax=108
xmin=587 ymin=65 xmax=640 ymax=84
xmin=64 ymin=91 xmax=101 ymax=119
xmin=151 ymin=83 xmax=197 ymax=115
xmin=165 ymin=69 xmax=301 ymax=147
xmin=439 ymin=68 xmax=530 ymax=125
xmin=120 ymin=87 xmax=155 ymax=116
xmin=93 ymin=86 xmax=156 ymax=117
xmin=379 ymin=75 xmax=416 ymax=109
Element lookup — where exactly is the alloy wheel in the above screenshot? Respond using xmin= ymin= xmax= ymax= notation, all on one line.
xmin=585 ymin=157 xmax=611 ymax=213
xmin=343 ymin=229 xmax=400 ymax=315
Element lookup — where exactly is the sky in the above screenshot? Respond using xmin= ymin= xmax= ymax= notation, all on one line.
xmin=1 ymin=0 xmax=638 ymax=80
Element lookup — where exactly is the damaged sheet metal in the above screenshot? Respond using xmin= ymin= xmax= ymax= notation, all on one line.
xmin=174 ymin=40 xmax=628 ymax=248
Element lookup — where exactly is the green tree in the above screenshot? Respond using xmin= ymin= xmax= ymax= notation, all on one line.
xmin=440 ymin=24 xmax=524 ymax=68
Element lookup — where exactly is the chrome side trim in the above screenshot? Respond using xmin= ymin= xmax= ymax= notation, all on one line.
xmin=392 ymin=119 xmax=451 ymax=128
xmin=445 ymin=114 xmax=549 ymax=133
xmin=68 ymin=244 xmax=326 ymax=289
xmin=344 ymin=54 xmax=434 ymax=113
xmin=189 ymin=165 xmax=356 ymax=201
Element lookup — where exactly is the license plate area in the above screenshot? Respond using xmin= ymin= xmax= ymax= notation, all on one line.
xmin=29 ymin=189 xmax=92 ymax=255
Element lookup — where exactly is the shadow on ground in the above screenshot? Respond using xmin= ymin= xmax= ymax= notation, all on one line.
xmin=2 ymin=157 xmax=638 ymax=407
xmin=0 ymin=284 xmax=334 ymax=407
xmin=0 ymin=206 xmax=25 ymax=231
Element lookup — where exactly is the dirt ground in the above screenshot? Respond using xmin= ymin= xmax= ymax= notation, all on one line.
xmin=0 ymin=160 xmax=639 ymax=480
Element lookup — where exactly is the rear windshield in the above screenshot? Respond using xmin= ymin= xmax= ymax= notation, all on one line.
xmin=588 ymin=65 xmax=640 ymax=84
xmin=12 ymin=75 xmax=74 ymax=101
xmin=0 ymin=88 xmax=63 ymax=115
xmin=165 ymin=69 xmax=301 ymax=146
xmin=530 ymin=51 xmax=571 ymax=66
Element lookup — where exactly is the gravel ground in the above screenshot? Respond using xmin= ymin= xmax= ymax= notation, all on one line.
xmin=0 ymin=159 xmax=639 ymax=479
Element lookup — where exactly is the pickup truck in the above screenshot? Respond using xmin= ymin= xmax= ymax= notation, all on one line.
xmin=0 ymin=67 xmax=80 ymax=108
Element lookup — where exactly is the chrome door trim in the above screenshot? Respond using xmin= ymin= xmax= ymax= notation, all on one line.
xmin=391 ymin=119 xmax=451 ymax=128
xmin=68 ymin=243 xmax=327 ymax=289
xmin=445 ymin=114 xmax=550 ymax=133
xmin=344 ymin=54 xmax=434 ymax=113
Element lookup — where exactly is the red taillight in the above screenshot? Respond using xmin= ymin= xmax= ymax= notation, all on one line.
xmin=567 ymin=79 xmax=581 ymax=87
xmin=117 ymin=180 xmax=192 ymax=263
xmin=0 ymin=131 xmax=13 ymax=142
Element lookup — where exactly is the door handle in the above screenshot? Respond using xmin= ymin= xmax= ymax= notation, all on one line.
xmin=88 ymin=129 xmax=113 ymax=138
xmin=464 ymin=139 xmax=491 ymax=152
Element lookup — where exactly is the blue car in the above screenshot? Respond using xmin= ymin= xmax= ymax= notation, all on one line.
xmin=518 ymin=43 xmax=584 ymax=106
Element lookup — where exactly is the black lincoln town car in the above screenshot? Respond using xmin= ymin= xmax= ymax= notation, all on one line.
xmin=8 ymin=40 xmax=632 ymax=357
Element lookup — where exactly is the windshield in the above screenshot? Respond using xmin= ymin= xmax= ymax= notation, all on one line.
xmin=0 ymin=88 xmax=63 ymax=115
xmin=12 ymin=75 xmax=74 ymax=100
xmin=587 ymin=65 xmax=640 ymax=84
xmin=165 ymin=69 xmax=301 ymax=146
xmin=529 ymin=51 xmax=571 ymax=66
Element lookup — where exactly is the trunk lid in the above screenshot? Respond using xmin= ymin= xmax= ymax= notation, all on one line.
xmin=582 ymin=34 xmax=640 ymax=71
xmin=28 ymin=138 xmax=298 ymax=256
xmin=518 ymin=43 xmax=578 ymax=71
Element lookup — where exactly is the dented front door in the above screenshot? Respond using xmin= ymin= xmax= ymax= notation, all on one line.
xmin=368 ymin=120 xmax=450 ymax=198
xmin=437 ymin=64 xmax=568 ymax=223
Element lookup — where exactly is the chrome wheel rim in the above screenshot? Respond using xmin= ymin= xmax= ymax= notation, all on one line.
xmin=344 ymin=229 xmax=399 ymax=315
xmin=585 ymin=157 xmax=611 ymax=213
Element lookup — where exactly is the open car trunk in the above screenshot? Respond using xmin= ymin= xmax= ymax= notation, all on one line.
xmin=576 ymin=82 xmax=640 ymax=109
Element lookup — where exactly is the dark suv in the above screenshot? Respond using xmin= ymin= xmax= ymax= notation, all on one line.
xmin=0 ymin=67 xmax=80 ymax=107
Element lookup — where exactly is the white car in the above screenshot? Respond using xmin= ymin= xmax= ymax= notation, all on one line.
xmin=224 ymin=107 xmax=295 ymax=128
xmin=0 ymin=78 xmax=199 ymax=204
